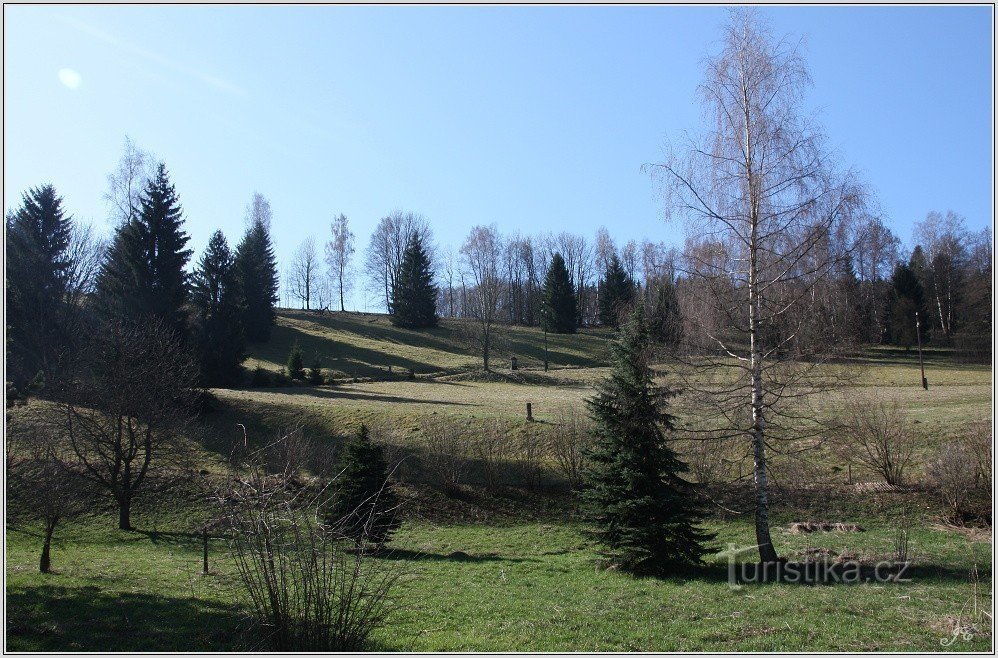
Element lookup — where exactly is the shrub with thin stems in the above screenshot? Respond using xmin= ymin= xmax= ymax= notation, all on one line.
xmin=548 ymin=408 xmax=590 ymax=489
xmin=217 ymin=433 xmax=402 ymax=651
xmin=834 ymin=395 xmax=916 ymax=486
xmin=473 ymin=417 xmax=513 ymax=490
xmin=927 ymin=441 xmax=980 ymax=525
xmin=418 ymin=416 xmax=471 ymax=490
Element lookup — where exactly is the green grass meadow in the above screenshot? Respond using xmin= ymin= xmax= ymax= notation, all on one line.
xmin=5 ymin=310 xmax=993 ymax=651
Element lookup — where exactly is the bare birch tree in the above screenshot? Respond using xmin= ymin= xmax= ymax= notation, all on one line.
xmin=364 ymin=210 xmax=431 ymax=313
xmin=913 ymin=210 xmax=968 ymax=338
xmin=653 ymin=9 xmax=864 ymax=563
xmin=290 ymin=236 xmax=320 ymax=311
xmin=460 ymin=225 xmax=504 ymax=371
xmin=325 ymin=214 xmax=355 ymax=312
xmin=245 ymin=192 xmax=274 ymax=232
xmin=104 ymin=135 xmax=155 ymax=227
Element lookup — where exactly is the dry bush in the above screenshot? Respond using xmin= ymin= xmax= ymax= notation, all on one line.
xmin=680 ymin=436 xmax=741 ymax=485
xmin=418 ymin=416 xmax=472 ymax=490
xmin=548 ymin=407 xmax=591 ymax=489
xmin=262 ymin=425 xmax=312 ymax=479
xmin=966 ymin=423 xmax=993 ymax=491
xmin=472 ymin=417 xmax=514 ymax=490
xmin=217 ymin=436 xmax=401 ymax=651
xmin=519 ymin=425 xmax=548 ymax=491
xmin=927 ymin=441 xmax=980 ymax=524
xmin=834 ymin=395 xmax=916 ymax=485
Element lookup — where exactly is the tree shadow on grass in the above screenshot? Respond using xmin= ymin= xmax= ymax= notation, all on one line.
xmin=260 ymin=386 xmax=478 ymax=407
xmin=6 ymin=584 xmax=245 ymax=651
xmin=376 ymin=547 xmax=536 ymax=564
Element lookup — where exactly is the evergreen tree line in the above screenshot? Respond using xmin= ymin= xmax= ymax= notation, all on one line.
xmin=6 ymin=166 xmax=280 ymax=390
xmin=7 ymin=158 xmax=992 ymax=394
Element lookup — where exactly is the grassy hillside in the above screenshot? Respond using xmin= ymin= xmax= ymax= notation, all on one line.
xmin=244 ymin=309 xmax=614 ymax=379
xmin=5 ymin=319 xmax=992 ymax=652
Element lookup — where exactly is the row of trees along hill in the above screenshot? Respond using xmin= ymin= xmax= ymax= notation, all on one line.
xmin=6 ymin=167 xmax=280 ymax=391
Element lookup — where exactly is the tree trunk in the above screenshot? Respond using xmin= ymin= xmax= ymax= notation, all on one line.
xmin=483 ymin=331 xmax=490 ymax=372
xmin=119 ymin=495 xmax=132 ymax=531
xmin=339 ymin=275 xmax=345 ymax=312
xmin=39 ymin=519 xmax=56 ymax=573
xmin=749 ymin=277 xmax=779 ymax=564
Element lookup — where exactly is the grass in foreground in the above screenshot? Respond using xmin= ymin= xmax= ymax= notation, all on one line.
xmin=6 ymin=513 xmax=991 ymax=652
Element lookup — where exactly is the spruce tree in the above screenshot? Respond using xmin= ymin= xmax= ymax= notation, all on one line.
xmin=190 ymin=230 xmax=246 ymax=387
xmin=391 ymin=235 xmax=438 ymax=328
xmin=96 ymin=163 xmax=192 ymax=336
xmin=647 ymin=277 xmax=683 ymax=346
xmin=581 ymin=304 xmax=714 ymax=575
xmin=885 ymin=260 xmax=929 ymax=350
xmin=542 ymin=252 xmax=578 ymax=334
xmin=5 ymin=185 xmax=75 ymax=385
xmin=233 ymin=219 xmax=280 ymax=341
xmin=286 ymin=341 xmax=304 ymax=380
xmin=326 ymin=424 xmax=401 ymax=547
xmin=597 ymin=254 xmax=635 ymax=327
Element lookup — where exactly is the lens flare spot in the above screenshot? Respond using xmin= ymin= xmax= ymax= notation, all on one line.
xmin=58 ymin=68 xmax=82 ymax=90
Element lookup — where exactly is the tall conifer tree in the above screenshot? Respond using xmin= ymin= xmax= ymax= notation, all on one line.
xmin=542 ymin=252 xmax=578 ymax=334
xmin=581 ymin=304 xmax=714 ymax=575
xmin=597 ymin=253 xmax=635 ymax=327
xmin=391 ymin=235 xmax=438 ymax=328
xmin=233 ymin=219 xmax=280 ymax=341
xmin=5 ymin=185 xmax=75 ymax=384
xmin=885 ymin=260 xmax=930 ymax=350
xmin=96 ymin=163 xmax=191 ymax=336
xmin=191 ymin=230 xmax=246 ymax=386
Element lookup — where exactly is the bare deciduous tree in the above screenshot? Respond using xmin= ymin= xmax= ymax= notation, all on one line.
xmin=913 ymin=210 xmax=968 ymax=338
xmin=58 ymin=319 xmax=200 ymax=530
xmin=290 ymin=236 xmax=320 ymax=311
xmin=460 ymin=225 xmax=504 ymax=371
xmin=7 ymin=413 xmax=94 ymax=573
xmin=325 ymin=214 xmax=355 ymax=312
xmin=104 ymin=135 xmax=155 ymax=227
xmin=364 ymin=210 xmax=431 ymax=313
xmin=246 ymin=192 xmax=274 ymax=232
xmin=653 ymin=9 xmax=864 ymax=562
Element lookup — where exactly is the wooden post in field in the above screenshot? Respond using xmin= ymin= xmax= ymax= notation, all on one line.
xmin=526 ymin=403 xmax=533 ymax=422
xmin=847 ymin=463 xmax=852 ymax=485
xmin=915 ymin=312 xmax=928 ymax=390
xmin=202 ymin=527 xmax=209 ymax=575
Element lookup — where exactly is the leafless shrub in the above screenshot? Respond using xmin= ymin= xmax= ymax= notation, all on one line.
xmin=418 ymin=416 xmax=471 ymax=490
xmin=473 ymin=417 xmax=513 ymax=490
xmin=834 ymin=395 xmax=916 ymax=486
xmin=548 ymin=407 xmax=590 ymax=489
xmin=215 ymin=435 xmax=401 ymax=651
xmin=681 ymin=435 xmax=740 ymax=486
xmin=928 ymin=441 xmax=980 ymax=524
xmin=519 ymin=425 xmax=548 ymax=491
xmin=966 ymin=423 xmax=993 ymax=491
xmin=261 ymin=424 xmax=312 ymax=480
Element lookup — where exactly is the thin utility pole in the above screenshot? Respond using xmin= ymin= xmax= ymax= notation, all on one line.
xmin=915 ymin=311 xmax=928 ymax=390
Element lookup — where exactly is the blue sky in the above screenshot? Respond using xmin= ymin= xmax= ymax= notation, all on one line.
xmin=3 ymin=5 xmax=993 ymax=310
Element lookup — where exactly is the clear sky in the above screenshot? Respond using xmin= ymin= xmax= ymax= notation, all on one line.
xmin=4 ymin=5 xmax=993 ymax=311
